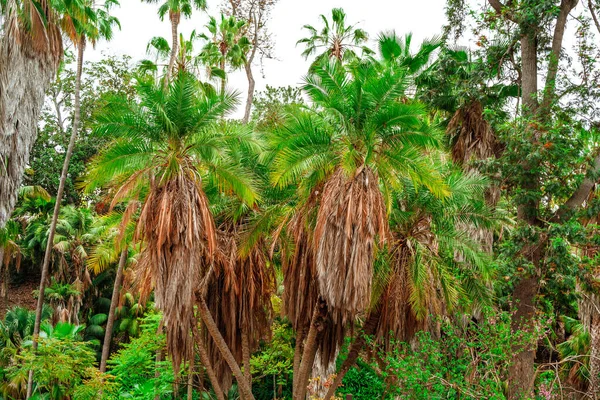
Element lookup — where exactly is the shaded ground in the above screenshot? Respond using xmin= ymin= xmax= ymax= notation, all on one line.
xmin=1 ymin=276 xmax=39 ymax=319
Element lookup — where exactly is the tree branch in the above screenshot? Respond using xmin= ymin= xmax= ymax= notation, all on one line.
xmin=553 ymin=152 xmax=600 ymax=222
xmin=589 ymin=0 xmax=600 ymax=35
xmin=488 ymin=0 xmax=516 ymax=22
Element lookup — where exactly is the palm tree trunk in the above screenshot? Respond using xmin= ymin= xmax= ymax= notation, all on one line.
xmin=0 ymin=2 xmax=62 ymax=230
xmin=192 ymin=321 xmax=225 ymax=400
xmin=295 ymin=300 xmax=327 ymax=400
xmin=99 ymin=248 xmax=127 ymax=372
xmin=220 ymin=59 xmax=226 ymax=95
xmin=26 ymin=38 xmax=85 ymax=399
xmin=323 ymin=303 xmax=382 ymax=400
xmin=154 ymin=322 xmax=164 ymax=400
xmin=165 ymin=11 xmax=180 ymax=85
xmin=187 ymin=353 xmax=194 ymax=400
xmin=197 ymin=297 xmax=255 ymax=400
xmin=292 ymin=327 xmax=305 ymax=396
xmin=242 ymin=323 xmax=252 ymax=394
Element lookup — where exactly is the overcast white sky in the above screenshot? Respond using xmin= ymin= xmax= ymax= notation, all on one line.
xmin=86 ymin=0 xmax=450 ymax=114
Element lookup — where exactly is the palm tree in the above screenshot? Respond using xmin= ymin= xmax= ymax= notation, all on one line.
xmin=296 ymin=7 xmax=371 ymax=64
xmin=0 ymin=0 xmax=63 ymax=236
xmin=322 ymin=169 xmax=497 ymax=399
xmin=199 ymin=14 xmax=251 ymax=94
xmin=83 ymin=72 xmax=259 ymax=399
xmin=270 ymin=56 xmax=446 ymax=399
xmin=27 ymin=3 xmax=120 ymax=394
xmin=142 ymin=0 xmax=207 ymax=84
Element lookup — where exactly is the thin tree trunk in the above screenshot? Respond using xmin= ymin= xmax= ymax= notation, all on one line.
xmin=295 ymin=300 xmax=327 ymax=400
xmin=99 ymin=248 xmax=127 ymax=373
xmin=242 ymin=61 xmax=255 ymax=124
xmin=187 ymin=353 xmax=194 ymax=400
xmin=587 ymin=296 xmax=600 ymax=397
xmin=292 ymin=327 xmax=306 ymax=396
xmin=220 ymin=59 xmax=226 ymax=95
xmin=323 ymin=304 xmax=382 ymax=400
xmin=154 ymin=323 xmax=164 ymax=400
xmin=192 ymin=321 xmax=225 ymax=400
xmin=0 ymin=1 xmax=62 ymax=230
xmin=26 ymin=38 xmax=85 ymax=399
xmin=165 ymin=11 xmax=180 ymax=85
xmin=197 ymin=297 xmax=255 ymax=400
xmin=242 ymin=323 xmax=252 ymax=394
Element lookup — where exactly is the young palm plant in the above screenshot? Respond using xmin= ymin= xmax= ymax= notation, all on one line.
xmin=83 ymin=72 xmax=259 ymax=399
xmin=270 ymin=56 xmax=446 ymax=399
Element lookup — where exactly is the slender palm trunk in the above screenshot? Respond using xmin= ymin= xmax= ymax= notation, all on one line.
xmin=26 ymin=39 xmax=85 ymax=399
xmin=242 ymin=323 xmax=252 ymax=395
xmin=187 ymin=354 xmax=194 ymax=400
xmin=292 ymin=327 xmax=305 ymax=395
xmin=197 ymin=297 xmax=255 ymax=400
xmin=165 ymin=11 xmax=180 ymax=85
xmin=99 ymin=248 xmax=127 ymax=372
xmin=323 ymin=303 xmax=382 ymax=400
xmin=295 ymin=300 xmax=327 ymax=400
xmin=154 ymin=323 xmax=164 ymax=400
xmin=192 ymin=321 xmax=225 ymax=400
xmin=0 ymin=2 xmax=61 ymax=230
xmin=219 ymin=58 xmax=227 ymax=95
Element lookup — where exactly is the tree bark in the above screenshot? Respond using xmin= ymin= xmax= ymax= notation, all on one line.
xmin=187 ymin=352 xmax=195 ymax=400
xmin=587 ymin=294 xmax=600 ymax=397
xmin=192 ymin=321 xmax=225 ymax=400
xmin=26 ymin=38 xmax=85 ymax=399
xmin=166 ymin=11 xmax=180 ymax=85
xmin=242 ymin=61 xmax=255 ymax=124
xmin=295 ymin=300 xmax=327 ymax=400
xmin=292 ymin=327 xmax=306 ymax=396
xmin=323 ymin=304 xmax=382 ymax=400
xmin=197 ymin=297 xmax=255 ymax=400
xmin=241 ymin=322 xmax=252 ymax=395
xmin=99 ymin=248 xmax=127 ymax=373
xmin=0 ymin=0 xmax=62 ymax=230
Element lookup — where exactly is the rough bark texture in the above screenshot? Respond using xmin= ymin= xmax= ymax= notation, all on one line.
xmin=27 ymin=39 xmax=84 ymax=398
xmin=241 ymin=324 xmax=252 ymax=395
xmin=193 ymin=321 xmax=225 ymax=400
xmin=197 ymin=297 xmax=254 ymax=400
xmin=0 ymin=1 xmax=62 ymax=230
xmin=292 ymin=327 xmax=305 ymax=396
xmin=187 ymin=354 xmax=194 ymax=400
xmin=100 ymin=248 xmax=127 ymax=373
xmin=295 ymin=300 xmax=327 ymax=400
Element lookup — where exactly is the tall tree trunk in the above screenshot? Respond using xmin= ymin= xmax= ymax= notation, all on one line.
xmin=241 ymin=323 xmax=252 ymax=395
xmin=584 ymin=293 xmax=600 ymax=396
xmin=165 ymin=11 xmax=180 ymax=85
xmin=292 ymin=327 xmax=306 ymax=396
xmin=99 ymin=248 xmax=127 ymax=373
xmin=295 ymin=300 xmax=327 ymax=400
xmin=192 ymin=321 xmax=225 ymax=400
xmin=323 ymin=303 xmax=382 ymax=400
xmin=0 ymin=1 xmax=62 ymax=230
xmin=26 ymin=38 xmax=85 ymax=399
xmin=242 ymin=61 xmax=255 ymax=124
xmin=197 ymin=297 xmax=255 ymax=400
xmin=154 ymin=323 xmax=165 ymax=400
